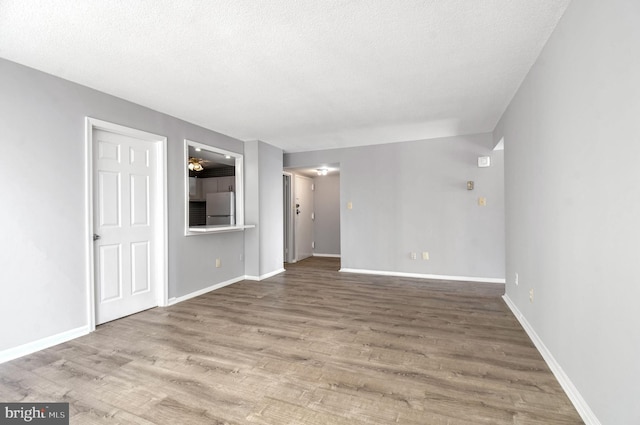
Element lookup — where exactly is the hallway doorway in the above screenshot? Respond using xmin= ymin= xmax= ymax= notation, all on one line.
xmin=283 ymin=165 xmax=341 ymax=265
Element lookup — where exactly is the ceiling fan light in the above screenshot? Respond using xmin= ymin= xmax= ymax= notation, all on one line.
xmin=188 ymin=156 xmax=205 ymax=172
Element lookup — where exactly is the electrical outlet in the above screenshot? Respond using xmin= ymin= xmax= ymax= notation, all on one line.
xmin=410 ymin=252 xmax=417 ymax=260
xmin=478 ymin=197 xmax=487 ymax=206
xmin=515 ymin=272 xmax=519 ymax=286
xmin=422 ymin=251 xmax=429 ymax=260
xmin=347 ymin=201 xmax=353 ymax=210
xmin=529 ymin=288 xmax=534 ymax=303
xmin=216 ymin=258 xmax=221 ymax=268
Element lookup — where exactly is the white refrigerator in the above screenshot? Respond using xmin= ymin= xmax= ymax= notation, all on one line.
xmin=206 ymin=192 xmax=235 ymax=225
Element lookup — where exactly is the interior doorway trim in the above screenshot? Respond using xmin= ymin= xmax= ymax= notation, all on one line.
xmin=283 ymin=172 xmax=295 ymax=263
xmin=84 ymin=117 xmax=168 ymax=331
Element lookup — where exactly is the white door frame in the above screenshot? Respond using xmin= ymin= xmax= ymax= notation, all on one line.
xmin=84 ymin=117 xmax=168 ymax=331
xmin=283 ymin=172 xmax=295 ymax=263
xmin=294 ymin=174 xmax=314 ymax=261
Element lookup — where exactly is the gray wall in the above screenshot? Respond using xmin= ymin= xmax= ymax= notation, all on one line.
xmin=494 ymin=0 xmax=640 ymax=423
xmin=285 ymin=133 xmax=505 ymax=280
xmin=0 ymin=58 xmax=246 ymax=351
xmin=244 ymin=140 xmax=284 ymax=278
xmin=313 ymin=173 xmax=341 ymax=256
xmin=244 ymin=141 xmax=260 ymax=278
xmin=257 ymin=142 xmax=284 ymax=275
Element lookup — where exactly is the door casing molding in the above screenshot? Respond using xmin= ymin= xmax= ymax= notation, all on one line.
xmin=282 ymin=172 xmax=295 ymax=263
xmin=84 ymin=117 xmax=168 ymax=331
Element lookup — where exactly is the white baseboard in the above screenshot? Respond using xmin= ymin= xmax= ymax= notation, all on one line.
xmin=339 ymin=268 xmax=505 ymax=284
xmin=244 ymin=268 xmax=286 ymax=281
xmin=0 ymin=325 xmax=90 ymax=364
xmin=168 ymin=269 xmax=286 ymax=305
xmin=168 ymin=276 xmax=245 ymax=306
xmin=313 ymin=253 xmax=341 ymax=258
xmin=502 ymin=295 xmax=602 ymax=425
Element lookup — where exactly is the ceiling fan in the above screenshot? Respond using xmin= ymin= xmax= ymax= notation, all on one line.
xmin=188 ymin=157 xmax=208 ymax=172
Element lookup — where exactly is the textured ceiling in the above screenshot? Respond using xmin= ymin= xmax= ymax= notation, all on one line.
xmin=0 ymin=0 xmax=570 ymax=152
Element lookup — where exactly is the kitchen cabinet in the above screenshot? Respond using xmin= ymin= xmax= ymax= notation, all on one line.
xmin=200 ymin=176 xmax=235 ymax=195
xmin=201 ymin=178 xmax=218 ymax=196
xmin=217 ymin=176 xmax=235 ymax=192
xmin=189 ymin=177 xmax=203 ymax=200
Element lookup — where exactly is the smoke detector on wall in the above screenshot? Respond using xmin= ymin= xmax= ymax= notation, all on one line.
xmin=478 ymin=156 xmax=491 ymax=168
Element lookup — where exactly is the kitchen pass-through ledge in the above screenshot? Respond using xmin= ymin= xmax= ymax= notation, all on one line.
xmin=187 ymin=224 xmax=255 ymax=235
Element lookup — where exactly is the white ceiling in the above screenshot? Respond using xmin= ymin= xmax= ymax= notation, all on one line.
xmin=286 ymin=164 xmax=340 ymax=179
xmin=0 ymin=0 xmax=570 ymax=153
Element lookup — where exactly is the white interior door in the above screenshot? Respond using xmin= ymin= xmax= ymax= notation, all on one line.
xmin=294 ymin=175 xmax=314 ymax=261
xmin=93 ymin=129 xmax=159 ymax=324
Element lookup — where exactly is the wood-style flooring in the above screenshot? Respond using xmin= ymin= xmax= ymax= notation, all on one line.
xmin=0 ymin=257 xmax=583 ymax=424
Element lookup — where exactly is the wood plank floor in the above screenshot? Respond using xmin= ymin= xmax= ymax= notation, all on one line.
xmin=0 ymin=257 xmax=583 ymax=424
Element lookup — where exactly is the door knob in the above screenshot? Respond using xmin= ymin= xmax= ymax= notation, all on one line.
xmin=93 ymin=234 xmax=101 ymax=241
